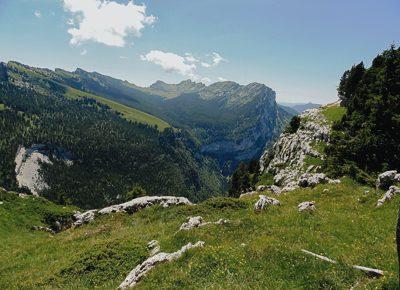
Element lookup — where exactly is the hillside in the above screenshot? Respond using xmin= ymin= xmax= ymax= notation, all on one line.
xmin=6 ymin=62 xmax=170 ymax=131
xmin=0 ymin=178 xmax=397 ymax=289
xmin=0 ymin=66 xmax=225 ymax=208
xmin=43 ymin=66 xmax=293 ymax=174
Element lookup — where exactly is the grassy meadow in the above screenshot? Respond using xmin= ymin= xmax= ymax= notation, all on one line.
xmin=0 ymin=178 xmax=398 ymax=289
xmin=65 ymin=87 xmax=170 ymax=131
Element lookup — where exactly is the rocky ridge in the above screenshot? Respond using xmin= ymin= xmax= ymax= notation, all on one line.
xmin=260 ymin=106 xmax=339 ymax=192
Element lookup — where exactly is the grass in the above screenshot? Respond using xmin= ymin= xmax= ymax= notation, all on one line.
xmin=0 ymin=103 xmax=5 ymax=110
xmin=65 ymin=87 xmax=170 ymax=131
xmin=321 ymin=105 xmax=347 ymax=124
xmin=256 ymin=172 xmax=275 ymax=186
xmin=0 ymin=179 xmax=398 ymax=289
xmin=303 ymin=155 xmax=324 ymax=170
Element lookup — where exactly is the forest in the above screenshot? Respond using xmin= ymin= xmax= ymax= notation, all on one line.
xmin=0 ymin=76 xmax=225 ymax=209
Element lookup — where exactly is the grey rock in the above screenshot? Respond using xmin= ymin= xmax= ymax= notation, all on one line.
xmin=377 ymin=170 xmax=398 ymax=189
xmin=256 ymin=185 xmax=268 ymax=192
xmin=98 ymin=196 xmax=192 ymax=215
xmin=32 ymin=225 xmax=55 ymax=234
xmin=298 ymin=201 xmax=316 ymax=212
xmin=377 ymin=186 xmax=400 ymax=207
xmin=73 ymin=210 xmax=97 ymax=227
xmin=259 ymin=107 xmax=332 ymax=191
xmin=254 ymin=195 xmax=280 ymax=211
xmin=178 ymin=216 xmax=229 ymax=231
xmin=119 ymin=241 xmax=205 ymax=288
xmin=239 ymin=191 xmax=257 ymax=198
xmin=298 ymin=173 xmax=329 ymax=188
xmin=147 ymin=240 xmax=160 ymax=256
xmin=73 ymin=196 xmax=192 ymax=228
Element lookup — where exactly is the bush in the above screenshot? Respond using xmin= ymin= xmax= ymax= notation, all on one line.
xmin=285 ymin=116 xmax=301 ymax=134
xmin=125 ymin=185 xmax=147 ymax=201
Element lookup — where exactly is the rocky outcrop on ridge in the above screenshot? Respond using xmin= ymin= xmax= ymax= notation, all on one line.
xmin=260 ymin=106 xmax=340 ymax=191
xmin=73 ymin=196 xmax=192 ymax=227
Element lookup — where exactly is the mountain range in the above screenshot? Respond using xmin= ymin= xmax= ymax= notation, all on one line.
xmin=0 ymin=61 xmax=292 ymax=206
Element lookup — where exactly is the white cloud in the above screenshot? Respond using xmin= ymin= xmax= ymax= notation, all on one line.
xmin=201 ymin=52 xmax=228 ymax=68
xmin=141 ymin=50 xmax=227 ymax=83
xmin=63 ymin=0 xmax=156 ymax=47
xmin=80 ymin=49 xmax=88 ymax=56
xmin=218 ymin=77 xmax=228 ymax=82
xmin=184 ymin=53 xmax=199 ymax=63
xmin=34 ymin=10 xmax=42 ymax=18
xmin=141 ymin=50 xmax=197 ymax=79
xmin=119 ymin=56 xmax=128 ymax=59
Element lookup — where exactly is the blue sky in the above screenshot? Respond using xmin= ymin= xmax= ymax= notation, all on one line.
xmin=0 ymin=0 xmax=399 ymax=103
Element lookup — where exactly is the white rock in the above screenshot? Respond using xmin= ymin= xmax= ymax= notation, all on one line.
xmin=239 ymin=191 xmax=257 ymax=198
xmin=254 ymin=195 xmax=280 ymax=211
xmin=256 ymin=185 xmax=267 ymax=192
xmin=377 ymin=170 xmax=398 ymax=189
xmin=269 ymin=185 xmax=282 ymax=195
xmin=119 ymin=241 xmax=205 ymax=288
xmin=298 ymin=201 xmax=316 ymax=212
xmin=73 ymin=210 xmax=97 ymax=227
xmin=179 ymin=216 xmax=204 ymax=231
xmin=178 ymin=216 xmax=229 ymax=231
xmin=73 ymin=196 xmax=192 ymax=228
xmin=147 ymin=240 xmax=160 ymax=256
xmin=377 ymin=186 xmax=400 ymax=207
xmin=98 ymin=196 xmax=192 ymax=215
xmin=298 ymin=173 xmax=329 ymax=188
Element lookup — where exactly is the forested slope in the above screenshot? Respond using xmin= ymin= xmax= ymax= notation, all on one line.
xmin=0 ymin=65 xmax=224 ymax=209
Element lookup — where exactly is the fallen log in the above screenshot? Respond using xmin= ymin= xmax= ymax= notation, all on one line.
xmin=301 ymin=249 xmax=384 ymax=277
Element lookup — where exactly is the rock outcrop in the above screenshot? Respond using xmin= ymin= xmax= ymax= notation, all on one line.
xmin=377 ymin=186 xmax=400 ymax=207
xmin=254 ymin=195 xmax=280 ymax=211
xmin=178 ymin=216 xmax=229 ymax=231
xmin=119 ymin=241 xmax=205 ymax=288
xmin=260 ymin=106 xmax=340 ymax=191
xmin=377 ymin=170 xmax=400 ymax=189
xmin=147 ymin=240 xmax=161 ymax=256
xmin=73 ymin=196 xmax=192 ymax=227
xmin=14 ymin=144 xmax=73 ymax=196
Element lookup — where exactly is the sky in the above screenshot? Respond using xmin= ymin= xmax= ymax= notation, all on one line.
xmin=0 ymin=0 xmax=399 ymax=103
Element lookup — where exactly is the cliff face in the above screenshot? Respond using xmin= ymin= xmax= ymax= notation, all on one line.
xmin=156 ymin=81 xmax=292 ymax=174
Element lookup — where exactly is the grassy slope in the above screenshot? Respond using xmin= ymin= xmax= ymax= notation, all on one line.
xmin=65 ymin=87 xmax=170 ymax=131
xmin=0 ymin=179 xmax=398 ymax=289
xmin=6 ymin=62 xmax=170 ymax=131
xmin=321 ymin=105 xmax=347 ymax=124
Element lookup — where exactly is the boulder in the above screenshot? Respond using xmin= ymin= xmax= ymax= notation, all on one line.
xmin=298 ymin=173 xmax=329 ymax=187
xmin=73 ymin=210 xmax=97 ymax=227
xmin=179 ymin=216 xmax=204 ymax=231
xmin=377 ymin=170 xmax=398 ymax=189
xmin=254 ymin=195 xmax=280 ymax=211
xmin=269 ymin=185 xmax=282 ymax=195
xmin=377 ymin=186 xmax=400 ymax=207
xmin=298 ymin=201 xmax=316 ymax=212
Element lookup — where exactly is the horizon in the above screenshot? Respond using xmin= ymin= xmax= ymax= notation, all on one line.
xmin=1 ymin=0 xmax=399 ymax=103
